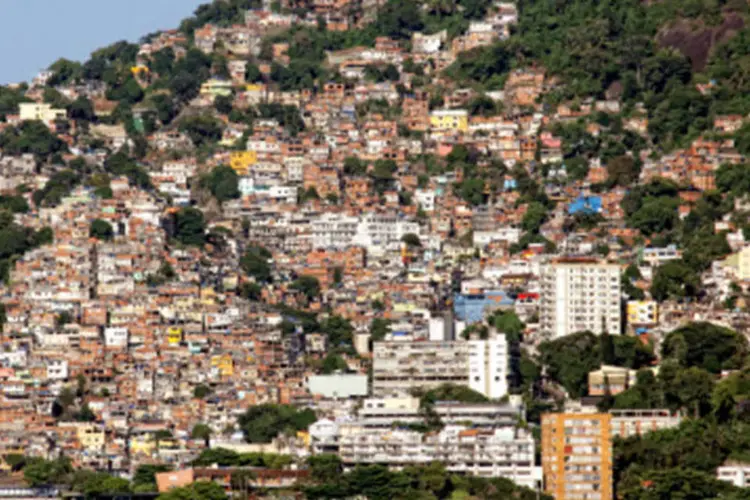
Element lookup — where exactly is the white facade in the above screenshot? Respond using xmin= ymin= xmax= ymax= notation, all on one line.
xmin=540 ymin=260 xmax=621 ymax=339
xmin=428 ymin=317 xmax=446 ymax=341
xmin=610 ymin=409 xmax=682 ymax=438
xmin=358 ymin=397 xmax=523 ymax=429
xmin=307 ymin=374 xmax=369 ymax=399
xmin=473 ymin=227 xmax=521 ymax=247
xmin=718 ymin=463 xmax=750 ymax=488
xmin=338 ymin=424 xmax=541 ymax=488
xmin=104 ymin=327 xmax=128 ymax=347
xmin=468 ymin=339 xmax=509 ymax=400
xmin=311 ymin=213 xmax=423 ymax=253
xmin=353 ymin=214 xmax=423 ymax=253
xmin=372 ymin=336 xmax=509 ymax=399
xmin=415 ymin=189 xmax=436 ymax=212
xmin=642 ymin=245 xmax=681 ymax=267
xmin=19 ymin=103 xmax=66 ymax=124
xmin=311 ymin=213 xmax=359 ymax=249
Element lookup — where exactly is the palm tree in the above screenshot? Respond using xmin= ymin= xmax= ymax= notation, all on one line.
xmin=191 ymin=423 xmax=212 ymax=448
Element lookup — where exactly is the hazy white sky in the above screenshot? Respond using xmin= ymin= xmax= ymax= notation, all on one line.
xmin=0 ymin=0 xmax=206 ymax=84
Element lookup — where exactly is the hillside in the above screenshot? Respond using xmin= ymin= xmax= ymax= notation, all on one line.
xmin=4 ymin=0 xmax=750 ymax=498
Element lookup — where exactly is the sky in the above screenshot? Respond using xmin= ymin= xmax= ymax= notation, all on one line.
xmin=0 ymin=0 xmax=207 ymax=84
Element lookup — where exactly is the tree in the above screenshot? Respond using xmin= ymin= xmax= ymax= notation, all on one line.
xmin=344 ymin=156 xmax=367 ymax=176
xmin=307 ymin=454 xmax=343 ymax=484
xmin=246 ymin=63 xmax=262 ymax=82
xmin=157 ymin=481 xmax=228 ymax=500
xmin=456 ymin=178 xmax=485 ymax=206
xmin=89 ymin=219 xmax=114 ymax=241
xmin=214 ymin=94 xmax=234 ymax=115
xmin=650 ymin=259 xmax=701 ymax=301
xmin=68 ymin=96 xmax=95 ymax=122
xmin=322 ymin=352 xmax=349 ymax=373
xmin=600 ymin=330 xmax=616 ymax=365
xmin=240 ymin=245 xmax=272 ymax=283
xmin=370 ymin=318 xmax=391 ymax=342
xmin=291 ymin=275 xmax=321 ymax=301
xmin=522 ymin=202 xmax=548 ymax=233
xmin=70 ymin=470 xmax=131 ymax=497
xmin=237 ymin=404 xmax=316 ymax=443
xmin=0 ymin=120 xmax=68 ymax=159
xmin=133 ymin=464 xmax=172 ymax=492
xmin=619 ymin=468 xmax=736 ymax=500
xmin=202 ymin=165 xmax=240 ymax=203
xmin=661 ymin=322 xmax=748 ymax=374
xmin=23 ymin=457 xmax=73 ymax=487
xmin=401 ymin=233 xmax=422 ymax=247
xmin=174 ymin=207 xmax=206 ymax=246
xmin=320 ymin=315 xmax=355 ymax=350
xmin=606 ymin=155 xmax=640 ymax=186
xmin=192 ymin=423 xmax=213 ymax=447
xmin=628 ymin=197 xmax=679 ymax=236
xmin=193 ymin=384 xmax=212 ymax=399
xmin=178 ymin=114 xmax=223 ymax=148
xmin=47 ymin=58 xmax=83 ymax=86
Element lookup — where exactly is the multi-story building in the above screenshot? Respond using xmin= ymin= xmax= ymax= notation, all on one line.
xmin=641 ymin=245 xmax=681 ymax=267
xmin=609 ymin=409 xmax=682 ymax=438
xmin=372 ymin=336 xmax=508 ymax=399
xmin=626 ymin=301 xmax=659 ymax=326
xmin=541 ymin=413 xmax=612 ymax=500
xmin=311 ymin=213 xmax=360 ymax=250
xmin=18 ymin=103 xmax=66 ymax=124
xmin=338 ymin=424 xmax=542 ymax=488
xmin=429 ymin=109 xmax=469 ymax=132
xmin=717 ymin=462 xmax=750 ymax=488
xmin=357 ymin=396 xmax=523 ymax=428
xmin=540 ymin=258 xmax=621 ymax=339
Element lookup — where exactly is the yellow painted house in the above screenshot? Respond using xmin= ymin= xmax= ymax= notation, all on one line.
xmin=167 ymin=327 xmax=183 ymax=346
xmin=430 ymin=109 xmax=469 ymax=132
xmin=230 ymin=151 xmax=258 ymax=175
xmin=627 ymin=300 xmax=658 ymax=325
xmin=211 ymin=354 xmax=234 ymax=377
xmin=130 ymin=435 xmax=156 ymax=455
xmin=77 ymin=424 xmax=105 ymax=451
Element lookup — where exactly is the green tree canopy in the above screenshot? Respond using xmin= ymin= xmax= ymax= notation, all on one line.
xmin=661 ymin=322 xmax=748 ymax=374
xmin=237 ymin=404 xmax=316 ymax=443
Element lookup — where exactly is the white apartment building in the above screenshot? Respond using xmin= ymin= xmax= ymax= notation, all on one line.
xmin=718 ymin=462 xmax=750 ymax=487
xmin=311 ymin=213 xmax=359 ymax=249
xmin=540 ymin=259 xmax=621 ymax=339
xmin=372 ymin=336 xmax=508 ymax=399
xmin=338 ymin=424 xmax=542 ymax=488
xmin=353 ymin=214 xmax=423 ymax=253
xmin=358 ymin=396 xmax=523 ymax=429
xmin=19 ymin=102 xmax=66 ymax=124
xmin=642 ymin=245 xmax=681 ymax=267
xmin=610 ymin=409 xmax=682 ymax=438
xmin=311 ymin=213 xmax=423 ymax=253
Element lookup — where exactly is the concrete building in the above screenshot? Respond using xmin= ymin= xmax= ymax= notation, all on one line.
xmin=626 ymin=301 xmax=659 ymax=326
xmin=717 ymin=462 xmax=750 ymax=488
xmin=19 ymin=102 xmax=66 ymax=124
xmin=307 ymin=374 xmax=369 ymax=399
xmin=540 ymin=258 xmax=621 ymax=339
xmin=541 ymin=412 xmax=612 ymax=500
xmin=372 ymin=336 xmax=508 ymax=399
xmin=430 ymin=109 xmax=469 ymax=132
xmin=338 ymin=424 xmax=542 ymax=488
xmin=609 ymin=409 xmax=682 ymax=438
xmin=453 ymin=291 xmax=514 ymax=323
xmin=311 ymin=213 xmax=359 ymax=249
xmin=357 ymin=396 xmax=523 ymax=428
xmin=587 ymin=366 xmax=637 ymax=396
